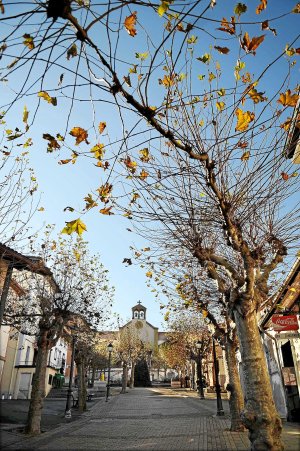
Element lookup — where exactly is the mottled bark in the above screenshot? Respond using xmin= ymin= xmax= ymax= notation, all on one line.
xmin=77 ymin=357 xmax=87 ymax=412
xmin=234 ymin=308 xmax=283 ymax=450
xmin=25 ymin=329 xmax=49 ymax=435
xmin=129 ymin=362 xmax=135 ymax=389
xmin=120 ymin=362 xmax=128 ymax=394
xmin=225 ymin=335 xmax=245 ymax=432
xmin=91 ymin=364 xmax=96 ymax=388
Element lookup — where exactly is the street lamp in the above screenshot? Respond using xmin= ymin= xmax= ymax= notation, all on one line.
xmin=106 ymin=342 xmax=113 ymax=402
xmin=195 ymin=340 xmax=205 ymax=399
xmin=212 ymin=336 xmax=224 ymax=416
xmin=65 ymin=335 xmax=76 ymax=419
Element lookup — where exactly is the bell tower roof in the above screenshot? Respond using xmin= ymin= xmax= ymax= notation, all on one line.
xmin=132 ymin=301 xmax=146 ymax=319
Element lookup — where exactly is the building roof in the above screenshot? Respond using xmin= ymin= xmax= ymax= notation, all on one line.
xmin=131 ymin=301 xmax=146 ymax=311
xmin=0 ymin=242 xmax=52 ymax=276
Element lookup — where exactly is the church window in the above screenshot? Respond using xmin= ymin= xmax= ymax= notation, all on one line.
xmin=134 ymin=311 xmax=138 ymax=318
xmin=140 ymin=311 xmax=144 ymax=319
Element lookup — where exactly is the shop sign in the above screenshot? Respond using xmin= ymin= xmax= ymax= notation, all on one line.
xmin=271 ymin=314 xmax=299 ymax=331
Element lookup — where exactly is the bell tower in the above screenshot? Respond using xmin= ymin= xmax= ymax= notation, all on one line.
xmin=132 ymin=301 xmax=146 ymax=321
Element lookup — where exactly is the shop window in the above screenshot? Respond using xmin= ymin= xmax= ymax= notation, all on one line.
xmin=48 ymin=374 xmax=53 ymax=385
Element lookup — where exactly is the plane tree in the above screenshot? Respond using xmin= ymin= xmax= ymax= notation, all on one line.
xmin=1 ymin=2 xmax=300 ymax=449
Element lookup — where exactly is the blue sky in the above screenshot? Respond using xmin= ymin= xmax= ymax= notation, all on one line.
xmin=1 ymin=1 xmax=299 ymax=330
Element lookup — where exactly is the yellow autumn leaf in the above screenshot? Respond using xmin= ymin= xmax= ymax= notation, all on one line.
xmin=209 ymin=72 xmax=216 ymax=82
xmin=58 ymin=159 xmax=72 ymax=165
xmin=38 ymin=91 xmax=57 ymax=106
xmin=69 ymin=127 xmax=89 ymax=145
xmin=61 ymin=218 xmax=87 ymax=236
xmin=199 ymin=119 xmax=204 ymax=126
xmin=216 ymin=101 xmax=225 ymax=111
xmin=146 ymin=271 xmax=153 ymax=278
xmin=91 ymin=143 xmax=105 ymax=160
xmin=139 ymin=148 xmax=150 ymax=162
xmin=158 ymin=1 xmax=169 ymax=16
xmin=97 ymin=183 xmax=113 ymax=202
xmin=23 ymin=105 xmax=29 ymax=123
xmin=23 ymin=34 xmax=34 ymax=50
xmin=256 ymin=0 xmax=267 ymax=15
xmin=38 ymin=207 xmax=45 ymax=211
xmin=98 ymin=122 xmax=106 ymax=134
xmin=277 ymin=90 xmax=299 ymax=107
xmin=159 ymin=74 xmax=175 ymax=88
xmin=164 ymin=311 xmax=170 ymax=321
xmin=241 ymin=151 xmax=250 ymax=161
xmin=139 ymin=169 xmax=149 ymax=180
xmin=235 ymin=108 xmax=255 ymax=132
xmin=124 ymin=11 xmax=137 ymax=37
xmin=248 ymin=88 xmax=266 ymax=103
xmin=124 ymin=156 xmax=137 ymax=173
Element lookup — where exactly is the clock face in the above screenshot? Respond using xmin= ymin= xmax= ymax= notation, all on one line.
xmin=135 ymin=320 xmax=143 ymax=329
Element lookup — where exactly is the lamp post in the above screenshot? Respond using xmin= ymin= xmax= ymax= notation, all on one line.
xmin=106 ymin=343 xmax=113 ymax=402
xmin=212 ymin=336 xmax=224 ymax=416
xmin=65 ymin=335 xmax=76 ymax=419
xmin=195 ymin=340 xmax=205 ymax=399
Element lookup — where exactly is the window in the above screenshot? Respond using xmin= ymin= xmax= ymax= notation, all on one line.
xmin=48 ymin=374 xmax=53 ymax=385
xmin=54 ymin=349 xmax=57 ymax=361
xmin=25 ymin=346 xmax=31 ymax=365
xmin=140 ymin=311 xmax=144 ymax=319
xmin=134 ymin=311 xmax=138 ymax=318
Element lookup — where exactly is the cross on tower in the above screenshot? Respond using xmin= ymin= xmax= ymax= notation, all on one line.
xmin=137 ymin=300 xmax=142 ymax=305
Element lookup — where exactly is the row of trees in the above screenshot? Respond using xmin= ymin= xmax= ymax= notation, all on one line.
xmin=1 ymin=1 xmax=299 ymax=449
xmin=2 ymin=232 xmax=114 ymax=435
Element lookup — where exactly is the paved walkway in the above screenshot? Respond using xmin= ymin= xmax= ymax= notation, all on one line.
xmin=1 ymin=387 xmax=299 ymax=450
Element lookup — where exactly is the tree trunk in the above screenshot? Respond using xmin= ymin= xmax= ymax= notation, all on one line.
xmin=234 ymin=308 xmax=283 ymax=450
xmin=91 ymin=364 xmax=96 ymax=388
xmin=25 ymin=329 xmax=49 ymax=435
xmin=129 ymin=362 xmax=135 ymax=388
xmin=225 ymin=334 xmax=245 ymax=432
xmin=120 ymin=362 xmax=128 ymax=394
xmin=77 ymin=357 xmax=87 ymax=412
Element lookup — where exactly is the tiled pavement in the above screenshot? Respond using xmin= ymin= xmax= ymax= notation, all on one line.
xmin=1 ymin=387 xmax=299 ymax=450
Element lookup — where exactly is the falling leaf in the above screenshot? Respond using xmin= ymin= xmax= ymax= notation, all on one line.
xmin=281 ymin=172 xmax=289 ymax=181
xmin=234 ymin=3 xmax=247 ymax=15
xmin=256 ymin=0 xmax=267 ymax=15
xmin=67 ymin=43 xmax=78 ymax=60
xmin=98 ymin=122 xmax=106 ymax=134
xmin=43 ymin=133 xmax=61 ymax=152
xmin=38 ymin=91 xmax=57 ymax=106
xmin=214 ymin=46 xmax=230 ymax=54
xmin=124 ymin=11 xmax=137 ymax=37
xmin=23 ymin=34 xmax=35 ymax=50
xmin=61 ymin=218 xmax=87 ymax=236
xmin=261 ymin=20 xmax=277 ymax=35
xmin=99 ymin=206 xmax=114 ymax=215
xmin=69 ymin=127 xmax=89 ymax=145
xmin=139 ymin=148 xmax=150 ymax=162
xmin=84 ymin=193 xmax=98 ymax=210
xmin=277 ymin=90 xmax=299 ymax=107
xmin=241 ymin=151 xmax=250 ymax=161
xmin=216 ymin=101 xmax=225 ymax=111
xmin=240 ymin=32 xmax=265 ymax=55
xmin=139 ymin=169 xmax=149 ymax=180
xmin=235 ymin=108 xmax=255 ymax=131
xmin=217 ymin=17 xmax=236 ymax=35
